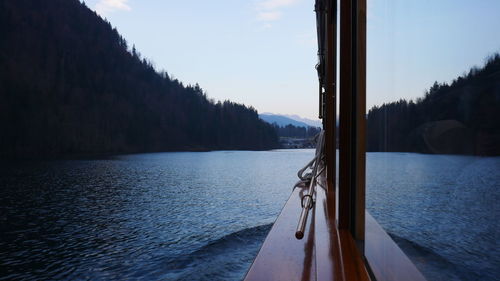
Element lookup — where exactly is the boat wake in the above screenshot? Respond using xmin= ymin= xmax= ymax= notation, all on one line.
xmin=389 ymin=233 xmax=482 ymax=281
xmin=163 ymin=224 xmax=273 ymax=281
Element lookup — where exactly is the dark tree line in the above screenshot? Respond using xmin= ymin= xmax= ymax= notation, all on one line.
xmin=0 ymin=0 xmax=279 ymax=158
xmin=367 ymin=54 xmax=500 ymax=156
xmin=272 ymin=124 xmax=321 ymax=138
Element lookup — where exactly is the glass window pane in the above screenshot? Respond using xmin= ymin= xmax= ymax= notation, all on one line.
xmin=366 ymin=1 xmax=500 ymax=280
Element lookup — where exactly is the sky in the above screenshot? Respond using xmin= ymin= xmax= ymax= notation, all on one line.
xmin=367 ymin=0 xmax=500 ymax=109
xmin=83 ymin=0 xmax=500 ymax=119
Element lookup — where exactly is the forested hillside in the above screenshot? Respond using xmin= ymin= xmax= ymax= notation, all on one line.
xmin=272 ymin=124 xmax=320 ymax=139
xmin=0 ymin=0 xmax=278 ymax=158
xmin=367 ymin=54 xmax=500 ymax=156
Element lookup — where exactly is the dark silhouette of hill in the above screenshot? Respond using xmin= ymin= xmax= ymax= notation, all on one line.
xmin=0 ymin=0 xmax=278 ymax=158
xmin=271 ymin=124 xmax=320 ymax=139
xmin=367 ymin=54 xmax=500 ymax=156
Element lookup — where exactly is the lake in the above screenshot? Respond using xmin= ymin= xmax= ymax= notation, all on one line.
xmin=0 ymin=150 xmax=498 ymax=280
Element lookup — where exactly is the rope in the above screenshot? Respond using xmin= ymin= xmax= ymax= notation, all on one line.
xmin=293 ymin=131 xmax=325 ymax=191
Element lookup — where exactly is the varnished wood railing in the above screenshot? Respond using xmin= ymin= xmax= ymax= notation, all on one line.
xmin=245 ymin=186 xmax=316 ymax=281
xmin=245 ymin=177 xmax=372 ymax=281
xmin=245 ymin=182 xmax=426 ymax=281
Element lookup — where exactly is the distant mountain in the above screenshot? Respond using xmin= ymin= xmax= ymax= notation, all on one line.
xmin=0 ymin=0 xmax=278 ymax=158
xmin=284 ymin=114 xmax=322 ymax=128
xmin=259 ymin=114 xmax=311 ymax=128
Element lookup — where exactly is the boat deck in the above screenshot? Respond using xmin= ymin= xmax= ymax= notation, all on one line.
xmin=244 ymin=180 xmax=426 ymax=281
xmin=244 ymin=182 xmax=370 ymax=281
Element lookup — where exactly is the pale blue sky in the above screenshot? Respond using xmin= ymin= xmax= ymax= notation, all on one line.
xmin=368 ymin=0 xmax=500 ymax=108
xmin=84 ymin=0 xmax=500 ymax=119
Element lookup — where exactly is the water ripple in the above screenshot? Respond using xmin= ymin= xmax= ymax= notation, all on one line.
xmin=0 ymin=150 xmax=312 ymax=280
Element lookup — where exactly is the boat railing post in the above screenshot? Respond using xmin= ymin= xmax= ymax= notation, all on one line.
xmin=295 ymin=131 xmax=324 ymax=239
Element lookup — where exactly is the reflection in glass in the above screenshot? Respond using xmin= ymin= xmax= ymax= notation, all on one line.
xmin=366 ymin=1 xmax=500 ymax=280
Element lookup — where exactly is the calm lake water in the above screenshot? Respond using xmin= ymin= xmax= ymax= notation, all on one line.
xmin=0 ymin=150 xmax=498 ymax=280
